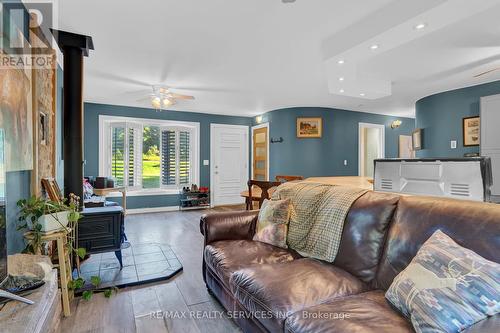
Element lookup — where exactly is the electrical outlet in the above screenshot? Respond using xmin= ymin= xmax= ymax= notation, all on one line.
xmin=450 ymin=140 xmax=457 ymax=149
xmin=344 ymin=160 xmax=348 ymax=166
xmin=203 ymin=160 xmax=209 ymax=166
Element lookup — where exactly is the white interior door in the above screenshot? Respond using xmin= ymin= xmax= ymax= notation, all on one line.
xmin=211 ymin=124 xmax=249 ymax=206
xmin=359 ymin=123 xmax=385 ymax=177
xmin=481 ymin=94 xmax=500 ymax=201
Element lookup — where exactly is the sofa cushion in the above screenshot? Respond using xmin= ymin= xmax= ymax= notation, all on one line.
xmin=229 ymin=258 xmax=369 ymax=333
xmin=285 ymin=290 xmax=413 ymax=333
xmin=334 ymin=191 xmax=400 ymax=284
xmin=253 ymin=198 xmax=291 ymax=249
xmin=375 ymin=196 xmax=500 ymax=290
xmin=204 ymin=240 xmax=300 ymax=287
xmin=385 ymin=229 xmax=500 ymax=333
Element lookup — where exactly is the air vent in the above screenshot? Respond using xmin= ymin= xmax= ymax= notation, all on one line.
xmin=450 ymin=183 xmax=470 ymax=197
xmin=380 ymin=179 xmax=393 ymax=190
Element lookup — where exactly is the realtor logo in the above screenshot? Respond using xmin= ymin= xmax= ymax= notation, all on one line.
xmin=0 ymin=0 xmax=58 ymax=69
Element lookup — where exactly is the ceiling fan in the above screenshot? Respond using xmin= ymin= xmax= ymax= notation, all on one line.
xmin=139 ymin=85 xmax=195 ymax=111
xmin=474 ymin=67 xmax=500 ymax=78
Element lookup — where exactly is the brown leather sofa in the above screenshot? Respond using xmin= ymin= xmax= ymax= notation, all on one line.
xmin=200 ymin=192 xmax=500 ymax=332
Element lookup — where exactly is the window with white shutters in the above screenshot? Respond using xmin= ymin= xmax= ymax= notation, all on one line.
xmin=100 ymin=116 xmax=198 ymax=192
xmin=110 ymin=123 xmax=142 ymax=189
xmin=161 ymin=128 xmax=193 ymax=187
xmin=161 ymin=130 xmax=177 ymax=186
xmin=111 ymin=125 xmax=125 ymax=186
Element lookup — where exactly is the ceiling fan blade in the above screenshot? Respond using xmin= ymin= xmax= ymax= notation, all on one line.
xmin=136 ymin=96 xmax=152 ymax=102
xmin=474 ymin=67 xmax=500 ymax=78
xmin=169 ymin=92 xmax=195 ymax=100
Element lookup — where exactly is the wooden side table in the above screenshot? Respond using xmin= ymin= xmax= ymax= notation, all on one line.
xmin=93 ymin=187 xmax=127 ymax=215
xmin=24 ymin=229 xmax=73 ymax=317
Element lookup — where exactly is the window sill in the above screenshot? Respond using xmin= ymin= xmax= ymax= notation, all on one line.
xmin=104 ymin=189 xmax=181 ymax=197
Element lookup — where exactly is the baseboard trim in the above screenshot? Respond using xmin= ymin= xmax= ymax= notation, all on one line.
xmin=126 ymin=206 xmax=180 ymax=215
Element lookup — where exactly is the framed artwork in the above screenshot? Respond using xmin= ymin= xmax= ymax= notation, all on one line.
xmin=412 ymin=128 xmax=423 ymax=150
xmin=463 ymin=116 xmax=480 ymax=147
xmin=297 ymin=117 xmax=322 ymax=138
xmin=399 ymin=135 xmax=415 ymax=158
xmin=0 ymin=53 xmax=34 ymax=172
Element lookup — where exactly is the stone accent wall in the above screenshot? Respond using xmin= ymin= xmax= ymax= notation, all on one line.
xmin=32 ymin=51 xmax=57 ymax=195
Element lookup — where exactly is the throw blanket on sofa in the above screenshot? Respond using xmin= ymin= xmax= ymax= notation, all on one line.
xmin=272 ymin=182 xmax=367 ymax=262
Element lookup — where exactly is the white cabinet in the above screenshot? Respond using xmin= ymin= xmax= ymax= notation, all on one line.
xmin=480 ymin=94 xmax=500 ymax=202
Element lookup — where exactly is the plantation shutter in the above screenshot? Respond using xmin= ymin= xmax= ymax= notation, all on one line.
xmin=127 ymin=124 xmax=142 ymax=189
xmin=179 ymin=131 xmax=191 ymax=185
xmin=109 ymin=123 xmax=142 ymax=188
xmin=161 ymin=130 xmax=177 ymax=186
xmin=110 ymin=125 xmax=126 ymax=186
xmin=160 ymin=128 xmax=192 ymax=187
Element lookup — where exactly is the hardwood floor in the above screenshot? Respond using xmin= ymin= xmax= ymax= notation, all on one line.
xmin=59 ymin=206 xmax=244 ymax=333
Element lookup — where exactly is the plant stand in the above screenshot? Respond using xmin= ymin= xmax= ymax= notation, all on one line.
xmin=24 ymin=229 xmax=73 ymax=317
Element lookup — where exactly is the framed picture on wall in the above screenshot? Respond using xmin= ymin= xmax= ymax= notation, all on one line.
xmin=463 ymin=116 xmax=480 ymax=147
xmin=412 ymin=128 xmax=423 ymax=150
xmin=296 ymin=117 xmax=322 ymax=138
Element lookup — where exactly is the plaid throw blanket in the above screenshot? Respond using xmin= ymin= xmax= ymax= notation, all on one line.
xmin=272 ymin=182 xmax=367 ymax=262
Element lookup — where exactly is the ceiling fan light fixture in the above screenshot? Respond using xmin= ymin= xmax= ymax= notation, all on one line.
xmin=162 ymin=97 xmax=174 ymax=107
xmin=151 ymin=96 xmax=161 ymax=109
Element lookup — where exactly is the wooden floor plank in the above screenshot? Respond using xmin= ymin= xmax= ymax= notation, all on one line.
xmin=60 ymin=206 xmax=243 ymax=332
xmin=155 ymin=282 xmax=201 ymax=333
xmin=189 ymin=299 xmax=241 ymax=333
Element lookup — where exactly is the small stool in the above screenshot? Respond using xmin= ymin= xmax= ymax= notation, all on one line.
xmin=24 ymin=229 xmax=73 ymax=317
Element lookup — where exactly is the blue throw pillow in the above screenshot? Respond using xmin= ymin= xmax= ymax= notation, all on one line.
xmin=385 ymin=229 xmax=499 ymax=333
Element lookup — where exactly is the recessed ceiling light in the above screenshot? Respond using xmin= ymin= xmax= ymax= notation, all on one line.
xmin=414 ymin=23 xmax=427 ymax=30
xmin=370 ymin=44 xmax=379 ymax=50
xmin=339 ymin=77 xmax=344 ymax=81
xmin=339 ymin=89 xmax=345 ymax=93
xmin=338 ymin=59 xmax=345 ymax=65
xmin=360 ymin=93 xmax=365 ymax=97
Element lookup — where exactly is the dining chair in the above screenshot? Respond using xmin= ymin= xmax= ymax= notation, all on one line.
xmin=246 ymin=180 xmax=281 ymax=210
xmin=275 ymin=175 xmax=304 ymax=183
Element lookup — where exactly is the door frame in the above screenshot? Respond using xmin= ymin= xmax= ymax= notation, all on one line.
xmin=251 ymin=122 xmax=270 ymax=181
xmin=358 ymin=122 xmax=385 ymax=176
xmin=210 ymin=123 xmax=249 ymax=207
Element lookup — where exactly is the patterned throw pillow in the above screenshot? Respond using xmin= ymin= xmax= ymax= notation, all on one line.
xmin=253 ymin=199 xmax=291 ymax=249
xmin=385 ymin=229 xmax=500 ymax=333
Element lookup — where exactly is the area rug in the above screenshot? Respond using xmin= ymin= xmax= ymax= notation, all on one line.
xmin=75 ymin=242 xmax=182 ymax=293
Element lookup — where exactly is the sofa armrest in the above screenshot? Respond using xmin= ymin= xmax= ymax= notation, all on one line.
xmin=200 ymin=210 xmax=259 ymax=245
xmin=462 ymin=315 xmax=499 ymax=333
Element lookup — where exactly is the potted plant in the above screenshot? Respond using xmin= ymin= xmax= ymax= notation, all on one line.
xmin=17 ymin=195 xmax=116 ymax=300
xmin=17 ymin=196 xmax=72 ymax=232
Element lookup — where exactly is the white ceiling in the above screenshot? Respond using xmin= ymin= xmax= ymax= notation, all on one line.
xmin=57 ymin=0 xmax=500 ymax=118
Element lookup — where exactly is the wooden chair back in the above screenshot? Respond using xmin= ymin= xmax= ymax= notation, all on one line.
xmin=247 ymin=180 xmax=281 ymax=210
xmin=275 ymin=175 xmax=304 ymax=183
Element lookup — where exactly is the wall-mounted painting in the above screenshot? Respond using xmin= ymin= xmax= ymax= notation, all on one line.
xmin=0 ymin=55 xmax=33 ymax=172
xmin=463 ymin=116 xmax=480 ymax=147
xmin=412 ymin=128 xmax=423 ymax=150
xmin=297 ymin=117 xmax=322 ymax=138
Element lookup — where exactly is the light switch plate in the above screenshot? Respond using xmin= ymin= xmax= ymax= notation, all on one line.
xmin=450 ymin=140 xmax=457 ymax=149
xmin=203 ymin=160 xmax=209 ymax=166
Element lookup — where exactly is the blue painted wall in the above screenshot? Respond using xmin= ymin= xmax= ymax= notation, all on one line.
xmin=254 ymin=107 xmax=415 ymax=179
xmin=415 ymin=80 xmax=500 ymax=158
xmin=83 ymin=102 xmax=251 ymax=209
